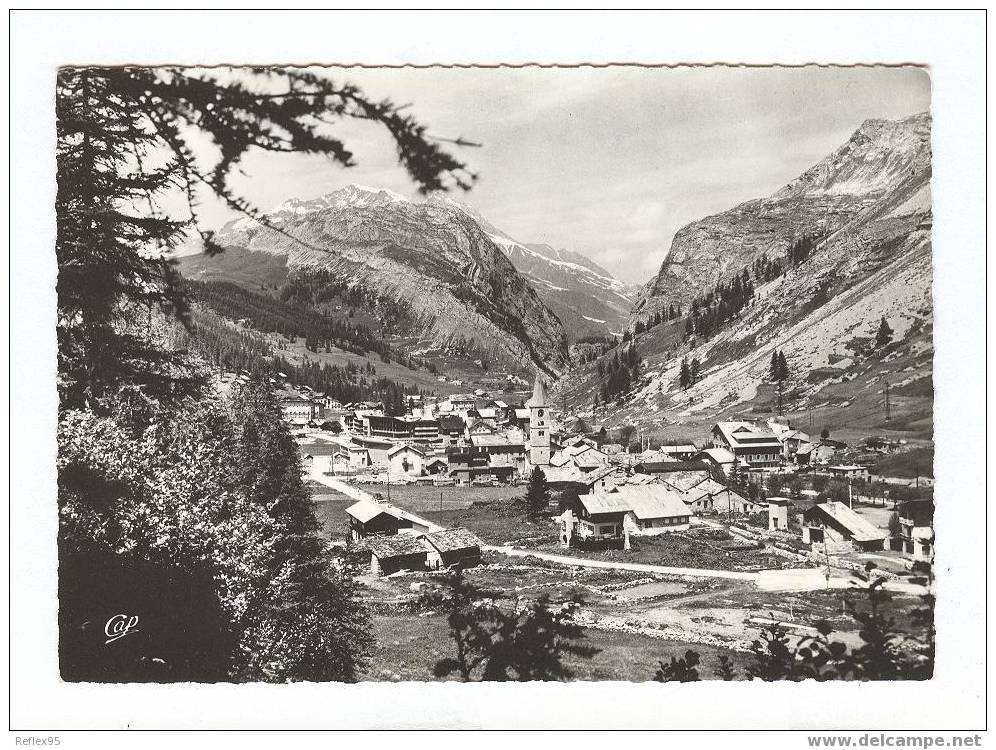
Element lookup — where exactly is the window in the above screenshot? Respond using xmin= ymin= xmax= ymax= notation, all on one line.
xmin=538 ymin=409 xmax=544 ymax=417
xmin=538 ymin=430 xmax=544 ymax=437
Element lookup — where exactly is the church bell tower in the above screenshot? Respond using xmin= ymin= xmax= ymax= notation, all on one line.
xmin=527 ymin=372 xmax=552 ymax=467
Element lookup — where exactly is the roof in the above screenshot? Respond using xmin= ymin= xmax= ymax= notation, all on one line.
xmin=471 ymin=434 xmax=524 ymax=449
xmin=810 ymin=502 xmax=887 ymax=542
xmin=713 ymin=421 xmax=783 ymax=449
xmin=635 ymin=460 xmax=710 ymax=474
xmin=345 ymin=498 xmax=443 ymax=531
xmin=582 ymin=465 xmax=625 ymax=486
xmin=899 ymin=499 xmax=934 ymax=526
xmin=581 ymin=486 xmax=692 ymax=520
xmin=513 ymin=408 xmax=530 ymax=419
xmin=437 ymin=415 xmax=465 ymax=432
xmin=659 ymin=443 xmax=698 ymax=454
xmin=767 ymin=496 xmax=792 ymax=506
xmin=387 ymin=444 xmax=426 ymax=457
xmin=680 ymin=477 xmax=729 ymax=499
xmin=543 ymin=465 xmax=586 ymax=483
xmin=526 ymin=373 xmax=548 ymax=408
xmin=623 ymin=473 xmax=660 ymax=486
xmin=422 ymin=527 xmax=482 ymax=553
xmin=368 ymin=534 xmax=429 ymax=558
xmin=696 ymin=447 xmax=736 ymax=464
xmin=662 ymin=470 xmax=714 ymax=492
xmin=345 ymin=498 xmax=394 ymax=524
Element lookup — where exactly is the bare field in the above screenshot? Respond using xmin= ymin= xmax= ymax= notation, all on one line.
xmin=362 ymin=613 xmax=752 ymax=683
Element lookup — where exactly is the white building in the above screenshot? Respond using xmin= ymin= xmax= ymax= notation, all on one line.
xmin=387 ymin=444 xmax=425 ymax=476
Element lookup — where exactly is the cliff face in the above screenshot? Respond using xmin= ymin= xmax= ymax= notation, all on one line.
xmin=428 ymin=195 xmax=639 ymax=339
xmin=200 ymin=185 xmax=570 ymax=376
xmin=558 ymin=112 xmax=932 ymax=430
xmin=634 ymin=112 xmax=932 ymax=321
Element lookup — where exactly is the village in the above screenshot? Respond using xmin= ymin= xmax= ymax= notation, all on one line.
xmin=268 ymin=369 xmax=935 ymax=680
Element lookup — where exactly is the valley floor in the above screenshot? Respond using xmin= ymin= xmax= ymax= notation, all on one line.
xmin=312 ymin=481 xmax=932 ymax=683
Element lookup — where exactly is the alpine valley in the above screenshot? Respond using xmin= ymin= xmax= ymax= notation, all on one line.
xmin=180 ymin=112 xmax=932 ymax=444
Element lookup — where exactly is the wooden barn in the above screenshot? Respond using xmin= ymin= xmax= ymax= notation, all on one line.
xmin=422 ymin=527 xmax=483 ymax=571
xmin=345 ymin=498 xmax=441 ymax=542
xmin=368 ymin=534 xmax=430 ymax=576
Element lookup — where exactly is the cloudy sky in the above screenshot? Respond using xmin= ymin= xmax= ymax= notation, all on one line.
xmin=195 ymin=65 xmax=930 ymax=284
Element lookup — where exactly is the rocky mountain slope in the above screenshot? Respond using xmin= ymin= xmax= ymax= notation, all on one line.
xmin=634 ymin=112 xmax=932 ymax=320
xmin=181 ymin=185 xmax=570 ymax=376
xmin=562 ymin=112 xmax=933 ymax=440
xmin=429 ymin=195 xmax=639 ymax=339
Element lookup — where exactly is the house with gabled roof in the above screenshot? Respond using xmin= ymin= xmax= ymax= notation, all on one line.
xmin=387 ymin=443 xmax=425 ymax=476
xmin=801 ymin=501 xmax=888 ymax=552
xmin=711 ymin=422 xmax=783 ymax=467
xmin=422 ymin=527 xmax=483 ymax=570
xmin=679 ymin=477 xmax=745 ymax=514
xmin=566 ymin=486 xmax=692 ymax=542
xmin=345 ymin=498 xmax=442 ymax=542
xmin=368 ymin=534 xmax=430 ymax=576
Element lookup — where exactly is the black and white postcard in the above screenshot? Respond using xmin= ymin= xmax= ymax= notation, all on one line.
xmin=8 ymin=8 xmax=987 ymax=741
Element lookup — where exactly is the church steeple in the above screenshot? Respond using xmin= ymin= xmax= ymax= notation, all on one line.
xmin=527 ymin=372 xmax=548 ymax=408
xmin=527 ymin=372 xmax=552 ymax=467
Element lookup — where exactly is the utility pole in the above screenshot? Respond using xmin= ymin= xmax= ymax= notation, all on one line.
xmin=884 ymin=380 xmax=891 ymax=422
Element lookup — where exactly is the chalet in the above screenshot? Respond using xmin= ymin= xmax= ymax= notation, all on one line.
xmin=601 ymin=443 xmax=625 ymax=456
xmin=568 ymin=486 xmax=692 ymax=542
xmin=422 ymin=527 xmax=483 ymax=570
xmin=437 ymin=415 xmax=466 ymax=448
xmin=801 ymin=502 xmax=888 ymax=552
xmin=360 ymin=414 xmax=440 ymax=447
xmin=468 ymin=433 xmax=527 ymax=475
xmin=578 ymin=465 xmax=627 ymax=494
xmin=279 ymin=394 xmax=321 ymax=425
xmin=345 ymin=498 xmax=441 ymax=542
xmin=387 ymin=444 xmax=426 ymax=476
xmin=447 ymin=449 xmax=515 ymax=484
xmin=680 ymin=478 xmax=741 ymax=514
xmin=465 ymin=418 xmax=499 ymax=439
xmin=711 ymin=422 xmax=783 ymax=468
xmin=898 ymin=499 xmax=934 ymax=564
xmin=827 ymin=464 xmax=871 ymax=482
xmin=797 ymin=439 xmax=848 ymax=466
xmin=694 ymin=447 xmax=737 ymax=476
xmin=563 ymin=444 xmax=610 ymax=472
xmin=449 ymin=394 xmax=477 ymax=416
xmin=658 ymin=443 xmax=698 ymax=461
xmin=424 ymin=456 xmax=448 ymax=475
xmin=368 ymin=534 xmax=430 ymax=576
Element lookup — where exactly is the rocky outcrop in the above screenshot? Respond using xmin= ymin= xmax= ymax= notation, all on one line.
xmin=634 ymin=112 xmax=932 ymax=322
xmin=616 ymin=112 xmax=933 ymax=419
xmin=204 ymin=185 xmax=570 ymax=376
